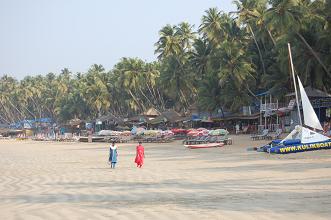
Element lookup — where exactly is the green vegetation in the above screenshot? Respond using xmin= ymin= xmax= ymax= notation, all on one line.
xmin=1 ymin=0 xmax=331 ymax=123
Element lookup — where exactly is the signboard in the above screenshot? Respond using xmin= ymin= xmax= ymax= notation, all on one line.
xmin=270 ymin=140 xmax=331 ymax=154
xmin=311 ymin=98 xmax=331 ymax=108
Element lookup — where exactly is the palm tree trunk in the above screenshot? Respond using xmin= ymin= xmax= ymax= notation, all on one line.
xmin=296 ymin=32 xmax=330 ymax=75
xmin=145 ymin=81 xmax=159 ymax=106
xmin=267 ymin=29 xmax=276 ymax=46
xmin=28 ymin=96 xmax=42 ymax=118
xmin=0 ymin=100 xmax=17 ymax=123
xmin=0 ymin=100 xmax=12 ymax=123
xmin=248 ymin=25 xmax=266 ymax=76
xmin=128 ymin=89 xmax=145 ymax=112
xmin=156 ymin=88 xmax=166 ymax=110
xmin=0 ymin=113 xmax=10 ymax=124
xmin=138 ymin=86 xmax=155 ymax=108
xmin=7 ymin=98 xmax=25 ymax=121
xmin=245 ymin=84 xmax=259 ymax=100
xmin=20 ymin=102 xmax=37 ymax=120
xmin=179 ymin=89 xmax=190 ymax=112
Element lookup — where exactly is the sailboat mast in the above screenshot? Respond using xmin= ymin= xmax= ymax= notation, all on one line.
xmin=287 ymin=43 xmax=302 ymax=126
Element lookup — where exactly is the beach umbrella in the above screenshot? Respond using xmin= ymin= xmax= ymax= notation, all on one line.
xmin=197 ymin=131 xmax=205 ymax=136
xmin=121 ymin=131 xmax=132 ymax=136
xmin=197 ymin=127 xmax=207 ymax=131
xmin=162 ymin=130 xmax=174 ymax=136
xmin=187 ymin=129 xmax=199 ymax=136
xmin=209 ymin=129 xmax=229 ymax=136
xmin=144 ymin=130 xmax=160 ymax=136
xmin=171 ymin=128 xmax=187 ymax=134
xmin=136 ymin=127 xmax=146 ymax=135
xmin=131 ymin=126 xmax=137 ymax=135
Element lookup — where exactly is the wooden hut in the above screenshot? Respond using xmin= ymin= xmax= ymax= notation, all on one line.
xmin=148 ymin=110 xmax=184 ymax=129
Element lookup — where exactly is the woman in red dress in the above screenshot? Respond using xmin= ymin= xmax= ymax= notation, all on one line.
xmin=135 ymin=141 xmax=145 ymax=168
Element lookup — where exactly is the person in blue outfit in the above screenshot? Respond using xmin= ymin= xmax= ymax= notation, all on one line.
xmin=108 ymin=141 xmax=118 ymax=169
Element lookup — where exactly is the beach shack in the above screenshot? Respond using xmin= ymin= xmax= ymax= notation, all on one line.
xmin=95 ymin=114 xmax=125 ymax=132
xmin=147 ymin=109 xmax=183 ymax=129
xmin=64 ymin=118 xmax=85 ymax=136
xmin=256 ymin=91 xmax=284 ymax=132
xmin=212 ymin=112 xmax=261 ymax=134
xmin=142 ymin=107 xmax=161 ymax=120
xmin=125 ymin=108 xmax=162 ymax=128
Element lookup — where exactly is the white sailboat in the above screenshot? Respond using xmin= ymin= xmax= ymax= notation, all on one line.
xmin=280 ymin=76 xmax=330 ymax=144
xmin=266 ymin=43 xmax=331 ymax=154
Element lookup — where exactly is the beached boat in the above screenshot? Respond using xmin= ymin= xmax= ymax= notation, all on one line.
xmin=261 ymin=44 xmax=331 ymax=154
xmin=184 ymin=143 xmax=224 ymax=149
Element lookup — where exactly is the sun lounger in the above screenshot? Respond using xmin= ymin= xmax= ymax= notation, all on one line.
xmin=207 ymin=136 xmax=217 ymax=143
xmin=185 ymin=136 xmax=204 ymax=145
xmin=251 ymin=129 xmax=269 ymax=140
xmin=194 ymin=136 xmax=210 ymax=144
xmin=225 ymin=137 xmax=232 ymax=145
xmin=266 ymin=128 xmax=282 ymax=140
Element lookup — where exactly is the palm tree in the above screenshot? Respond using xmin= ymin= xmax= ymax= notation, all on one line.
xmin=175 ymin=22 xmax=196 ymax=52
xmin=154 ymin=25 xmax=181 ymax=60
xmin=81 ymin=64 xmax=111 ymax=118
xmin=189 ymin=38 xmax=212 ymax=78
xmin=264 ymin=0 xmax=330 ymax=75
xmin=155 ymin=22 xmax=197 ymax=111
xmin=233 ymin=0 xmax=268 ymax=76
xmin=199 ymin=8 xmax=226 ymax=46
xmin=217 ymin=40 xmax=256 ymax=97
xmin=198 ymin=72 xmax=223 ymax=112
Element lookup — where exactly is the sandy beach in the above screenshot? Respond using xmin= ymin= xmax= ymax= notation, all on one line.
xmin=1 ymin=135 xmax=331 ymax=220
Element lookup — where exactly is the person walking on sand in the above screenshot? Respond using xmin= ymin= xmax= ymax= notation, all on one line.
xmin=109 ymin=141 xmax=118 ymax=169
xmin=135 ymin=141 xmax=145 ymax=168
xmin=235 ymin=124 xmax=240 ymax=135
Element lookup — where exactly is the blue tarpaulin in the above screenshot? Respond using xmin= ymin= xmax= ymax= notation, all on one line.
xmin=9 ymin=118 xmax=53 ymax=129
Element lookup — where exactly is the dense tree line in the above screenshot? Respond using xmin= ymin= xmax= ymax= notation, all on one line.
xmin=1 ymin=0 xmax=331 ymax=124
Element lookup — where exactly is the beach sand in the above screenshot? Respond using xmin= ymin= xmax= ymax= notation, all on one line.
xmin=0 ymin=135 xmax=331 ymax=220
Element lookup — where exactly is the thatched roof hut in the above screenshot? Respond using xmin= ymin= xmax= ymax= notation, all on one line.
xmin=148 ymin=110 xmax=183 ymax=125
xmin=286 ymin=86 xmax=331 ymax=98
xmin=126 ymin=115 xmax=148 ymax=125
xmin=69 ymin=118 xmax=83 ymax=126
xmin=142 ymin=107 xmax=161 ymax=117
xmin=96 ymin=114 xmax=124 ymax=126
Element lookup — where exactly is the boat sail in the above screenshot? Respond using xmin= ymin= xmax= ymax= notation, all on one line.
xmin=297 ymin=76 xmax=323 ymax=131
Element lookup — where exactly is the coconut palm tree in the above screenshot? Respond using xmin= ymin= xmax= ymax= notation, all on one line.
xmin=80 ymin=64 xmax=111 ymax=118
xmin=233 ymin=0 xmax=268 ymax=76
xmin=189 ymin=38 xmax=212 ymax=78
xmin=155 ymin=25 xmax=181 ymax=60
xmin=264 ymin=0 xmax=330 ymax=75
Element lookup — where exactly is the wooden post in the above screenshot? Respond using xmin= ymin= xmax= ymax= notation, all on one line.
xmin=88 ymin=130 xmax=92 ymax=143
xmin=260 ymin=97 xmax=262 ymax=128
xmin=277 ymin=99 xmax=279 ymax=127
xmin=265 ymin=95 xmax=267 ymax=129
xmin=270 ymin=94 xmax=272 ymax=130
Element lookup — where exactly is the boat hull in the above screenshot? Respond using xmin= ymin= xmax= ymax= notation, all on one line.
xmin=268 ymin=140 xmax=331 ymax=154
xmin=184 ymin=143 xmax=224 ymax=149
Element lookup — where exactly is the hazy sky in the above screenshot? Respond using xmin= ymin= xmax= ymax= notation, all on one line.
xmin=0 ymin=0 xmax=235 ymax=79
